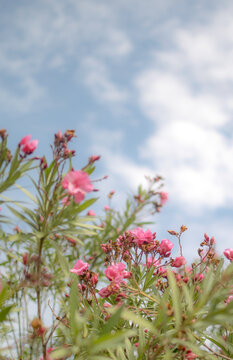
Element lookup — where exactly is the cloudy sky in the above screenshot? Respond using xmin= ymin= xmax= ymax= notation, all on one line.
xmin=1 ymin=0 xmax=233 ymax=259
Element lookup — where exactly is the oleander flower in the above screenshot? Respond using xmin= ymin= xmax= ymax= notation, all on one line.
xmin=62 ymin=170 xmax=93 ymax=203
xmin=19 ymin=135 xmax=38 ymax=154
xmin=70 ymin=259 xmax=89 ymax=275
xmin=172 ymin=256 xmax=186 ymax=268
xmin=131 ymin=227 xmax=156 ymax=247
xmin=158 ymin=239 xmax=174 ymax=256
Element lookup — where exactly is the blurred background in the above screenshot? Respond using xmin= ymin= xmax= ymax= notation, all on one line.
xmin=1 ymin=0 xmax=233 ymax=260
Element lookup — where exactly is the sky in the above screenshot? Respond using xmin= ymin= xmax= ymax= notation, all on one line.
xmin=1 ymin=0 xmax=233 ymax=260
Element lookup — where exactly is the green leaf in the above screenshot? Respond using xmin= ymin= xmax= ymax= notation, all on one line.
xmin=99 ymin=306 xmax=123 ymax=336
xmin=0 ymin=245 xmax=22 ymax=263
xmin=125 ymin=338 xmax=134 ymax=360
xmin=0 ymin=305 xmax=13 ymax=322
xmin=6 ymin=205 xmax=36 ymax=228
xmin=51 ymin=241 xmax=70 ymax=277
xmin=15 ymin=184 xmax=38 ymax=203
xmin=76 ymin=198 xmax=98 ymax=213
xmin=8 ymin=146 xmax=20 ymax=177
xmin=116 ymin=346 xmax=127 ymax=360
xmin=50 ymin=348 xmax=72 ymax=359
xmin=91 ymin=330 xmax=135 ymax=353
xmin=69 ymin=277 xmax=79 ymax=336
xmin=167 ymin=269 xmax=181 ymax=329
xmin=62 ymin=232 xmax=83 ymax=245
xmin=121 ymin=309 xmax=157 ymax=334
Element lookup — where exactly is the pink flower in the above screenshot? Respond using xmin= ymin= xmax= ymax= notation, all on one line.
xmin=70 ymin=259 xmax=89 ymax=275
xmin=87 ymin=210 xmax=96 ymax=216
xmin=158 ymin=239 xmax=174 ymax=256
xmin=62 ymin=170 xmax=93 ymax=203
xmin=131 ymin=227 xmax=156 ymax=247
xmin=104 ymin=205 xmax=110 ymax=211
xmin=146 ymin=257 xmax=160 ymax=268
xmin=225 ymin=295 xmax=233 ymax=304
xmin=103 ymin=302 xmax=112 ymax=308
xmin=172 ymin=256 xmax=186 ymax=268
xmin=19 ymin=135 xmax=38 ymax=154
xmin=160 ymin=192 xmax=168 ymax=205
xmin=194 ymin=273 xmax=205 ymax=282
xmin=99 ymin=286 xmax=112 ymax=298
xmin=104 ymin=262 xmax=126 ymax=283
xmin=224 ymin=248 xmax=233 ymax=262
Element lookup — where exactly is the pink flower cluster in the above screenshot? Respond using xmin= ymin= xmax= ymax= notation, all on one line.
xmin=62 ymin=170 xmax=93 ymax=203
xmin=19 ymin=135 xmax=38 ymax=154
xmin=130 ymin=227 xmax=156 ymax=248
xmin=99 ymin=262 xmax=131 ymax=298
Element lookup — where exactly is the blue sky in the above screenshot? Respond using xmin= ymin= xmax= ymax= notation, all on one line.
xmin=1 ymin=0 xmax=233 ymax=260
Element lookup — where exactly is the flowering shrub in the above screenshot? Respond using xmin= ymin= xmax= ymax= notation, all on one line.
xmin=0 ymin=130 xmax=232 ymax=360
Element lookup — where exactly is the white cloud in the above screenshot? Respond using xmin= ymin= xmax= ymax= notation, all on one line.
xmin=0 ymin=0 xmax=132 ymax=112
xmin=136 ymin=71 xmax=228 ymax=128
xmin=82 ymin=57 xmax=128 ymax=103
xmin=133 ymin=7 xmax=233 ymax=212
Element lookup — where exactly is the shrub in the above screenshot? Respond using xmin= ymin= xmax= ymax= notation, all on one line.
xmin=0 ymin=130 xmax=232 ymax=360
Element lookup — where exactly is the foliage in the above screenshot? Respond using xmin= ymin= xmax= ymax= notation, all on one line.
xmin=0 ymin=129 xmax=232 ymax=360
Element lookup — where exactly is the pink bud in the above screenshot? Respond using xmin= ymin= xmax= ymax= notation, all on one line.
xmin=22 ymin=252 xmax=29 ymax=266
xmin=224 ymin=248 xmax=233 ymax=262
xmin=89 ymin=155 xmax=101 ymax=163
xmin=55 ymin=130 xmax=63 ymax=140
xmin=87 ymin=210 xmax=96 ymax=216
xmin=160 ymin=192 xmax=168 ymax=205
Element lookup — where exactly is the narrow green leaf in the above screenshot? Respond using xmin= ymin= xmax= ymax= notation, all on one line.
xmin=116 ymin=346 xmax=127 ymax=360
xmin=99 ymin=306 xmax=123 ymax=336
xmin=6 ymin=205 xmax=36 ymax=228
xmin=76 ymin=198 xmax=98 ymax=212
xmin=125 ymin=338 xmax=134 ymax=360
xmin=167 ymin=270 xmax=181 ymax=329
xmin=0 ymin=305 xmax=13 ymax=322
xmin=121 ymin=309 xmax=157 ymax=334
xmin=15 ymin=184 xmax=37 ymax=203
xmin=51 ymin=241 xmax=69 ymax=276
